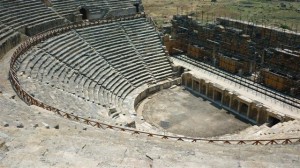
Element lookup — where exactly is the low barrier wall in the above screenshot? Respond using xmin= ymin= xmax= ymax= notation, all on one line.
xmin=134 ymin=78 xmax=181 ymax=110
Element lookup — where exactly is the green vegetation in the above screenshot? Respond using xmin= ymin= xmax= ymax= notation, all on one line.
xmin=280 ymin=24 xmax=291 ymax=30
xmin=143 ymin=0 xmax=300 ymax=31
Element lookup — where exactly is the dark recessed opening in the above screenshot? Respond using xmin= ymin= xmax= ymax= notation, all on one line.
xmin=267 ymin=116 xmax=280 ymax=127
xmin=187 ymin=77 xmax=192 ymax=88
xmin=249 ymin=108 xmax=258 ymax=121
xmin=240 ymin=103 xmax=248 ymax=116
xmin=215 ymin=91 xmax=222 ymax=102
xmin=232 ymin=99 xmax=239 ymax=111
xmin=134 ymin=4 xmax=140 ymax=13
xmin=80 ymin=8 xmax=88 ymax=20
xmin=223 ymin=95 xmax=230 ymax=107
xmin=179 ymin=67 xmax=185 ymax=75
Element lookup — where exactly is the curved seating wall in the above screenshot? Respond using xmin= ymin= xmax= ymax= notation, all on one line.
xmin=0 ymin=0 xmax=65 ymax=36
xmin=0 ymin=23 xmax=21 ymax=58
xmin=16 ymin=16 xmax=173 ymax=114
xmin=50 ymin=0 xmax=141 ymax=21
xmin=7 ymin=15 xmax=300 ymax=145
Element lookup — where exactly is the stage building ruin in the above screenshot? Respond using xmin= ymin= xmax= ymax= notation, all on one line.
xmin=164 ymin=15 xmax=300 ymax=97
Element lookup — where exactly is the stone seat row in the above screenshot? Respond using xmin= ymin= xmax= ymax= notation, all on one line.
xmin=77 ymin=0 xmax=134 ymax=9
xmin=20 ymin=78 xmax=118 ymax=123
xmin=0 ymin=24 xmax=15 ymax=42
xmin=16 ymin=17 xmax=174 ymax=121
xmin=16 ymin=42 xmax=134 ymax=109
xmin=118 ymin=18 xmax=173 ymax=80
xmin=77 ymin=18 xmax=173 ymax=81
xmin=75 ymin=23 xmax=155 ymax=86
xmin=0 ymin=0 xmax=61 ymax=31
xmin=218 ymin=120 xmax=300 ymax=140
xmin=50 ymin=0 xmax=136 ymax=21
xmin=38 ymin=36 xmax=137 ymax=95
xmin=17 ymin=53 xmax=130 ymax=114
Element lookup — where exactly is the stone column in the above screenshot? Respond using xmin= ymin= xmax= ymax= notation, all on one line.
xmin=221 ymin=90 xmax=224 ymax=105
xmin=229 ymin=94 xmax=233 ymax=109
xmin=205 ymin=82 xmax=209 ymax=97
xmin=256 ymin=108 xmax=261 ymax=123
xmin=237 ymin=100 xmax=241 ymax=113
xmin=246 ymin=103 xmax=251 ymax=117
xmin=192 ymin=78 xmax=194 ymax=90
xmin=199 ymin=80 xmax=201 ymax=94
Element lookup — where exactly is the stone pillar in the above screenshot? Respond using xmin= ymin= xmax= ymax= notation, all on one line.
xmin=256 ymin=108 xmax=261 ymax=123
xmin=246 ymin=103 xmax=251 ymax=117
xmin=192 ymin=78 xmax=194 ymax=90
xmin=221 ymin=90 xmax=224 ymax=105
xmin=237 ymin=100 xmax=241 ymax=113
xmin=229 ymin=94 xmax=233 ymax=108
xmin=199 ymin=81 xmax=201 ymax=93
xmin=205 ymin=82 xmax=209 ymax=97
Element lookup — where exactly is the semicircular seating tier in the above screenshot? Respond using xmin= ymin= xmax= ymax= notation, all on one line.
xmin=0 ymin=0 xmax=142 ymax=57
xmin=16 ymin=17 xmax=174 ymax=125
xmin=50 ymin=0 xmax=141 ymax=21
xmin=0 ymin=22 xmax=21 ymax=58
xmin=0 ymin=0 xmax=66 ymax=57
xmin=0 ymin=0 xmax=65 ymax=36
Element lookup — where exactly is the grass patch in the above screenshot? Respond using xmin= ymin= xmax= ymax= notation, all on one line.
xmin=143 ymin=0 xmax=300 ymax=31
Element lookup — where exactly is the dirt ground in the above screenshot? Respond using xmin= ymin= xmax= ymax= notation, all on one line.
xmin=142 ymin=86 xmax=251 ymax=138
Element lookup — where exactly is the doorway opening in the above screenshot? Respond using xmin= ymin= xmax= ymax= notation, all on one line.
xmin=134 ymin=4 xmax=140 ymax=13
xmin=267 ymin=116 xmax=280 ymax=127
xmin=80 ymin=7 xmax=88 ymax=20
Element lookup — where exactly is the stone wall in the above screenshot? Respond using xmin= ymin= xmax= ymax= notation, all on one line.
xmin=88 ymin=9 xmax=109 ymax=20
xmin=26 ymin=18 xmax=66 ymax=36
xmin=134 ymin=78 xmax=181 ymax=110
xmin=163 ymin=35 xmax=188 ymax=55
xmin=216 ymin=17 xmax=300 ymax=50
xmin=107 ymin=7 xmax=138 ymax=18
xmin=260 ymin=69 xmax=294 ymax=93
xmin=0 ymin=32 xmax=22 ymax=59
xmin=168 ymin=15 xmax=300 ymax=97
xmin=181 ymin=72 xmax=294 ymax=125
xmin=267 ymin=48 xmax=300 ymax=75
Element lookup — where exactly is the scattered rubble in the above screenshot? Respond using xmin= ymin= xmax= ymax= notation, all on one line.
xmin=3 ymin=122 xmax=9 ymax=127
xmin=16 ymin=122 xmax=24 ymax=128
xmin=42 ymin=122 xmax=50 ymax=129
xmin=54 ymin=124 xmax=59 ymax=129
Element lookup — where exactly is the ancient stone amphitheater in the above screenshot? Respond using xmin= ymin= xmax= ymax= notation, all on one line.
xmin=1 ymin=0 xmax=300 ymax=167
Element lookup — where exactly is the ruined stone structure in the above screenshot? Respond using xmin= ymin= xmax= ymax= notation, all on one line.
xmin=1 ymin=1 xmax=300 ymax=167
xmin=47 ymin=0 xmax=144 ymax=21
xmin=15 ymin=16 xmax=174 ymax=126
xmin=0 ymin=0 xmax=143 ymax=57
xmin=165 ymin=15 xmax=300 ymax=97
xmin=182 ymin=72 xmax=293 ymax=126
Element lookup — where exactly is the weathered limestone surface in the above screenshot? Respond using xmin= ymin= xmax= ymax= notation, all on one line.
xmin=1 ymin=50 xmax=300 ymax=167
xmin=26 ymin=18 xmax=66 ymax=36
